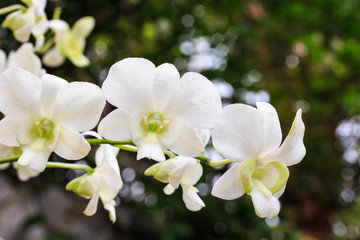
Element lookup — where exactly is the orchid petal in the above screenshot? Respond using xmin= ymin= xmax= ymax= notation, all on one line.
xmin=0 ymin=67 xmax=41 ymax=118
xmin=14 ymin=163 xmax=40 ymax=181
xmin=72 ymin=16 xmax=95 ymax=38
xmin=99 ymin=181 xmax=119 ymax=203
xmin=102 ymin=58 xmax=155 ymax=113
xmin=128 ymin=110 xmax=148 ymax=144
xmin=54 ymin=127 xmax=90 ymax=160
xmin=251 ymin=184 xmax=280 ymax=219
xmin=212 ymin=104 xmax=264 ymax=161
xmin=0 ymin=117 xmax=20 ymax=147
xmin=182 ymin=186 xmax=205 ymax=211
xmin=32 ymin=0 xmax=47 ymax=17
xmin=101 ymin=171 xmax=123 ymax=196
xmin=167 ymin=159 xmax=188 ymax=188
xmin=14 ymin=25 xmax=32 ymax=42
xmin=104 ymin=203 xmax=116 ymax=223
xmin=8 ymin=43 xmax=42 ymax=77
xmin=157 ymin=117 xmax=182 ymax=150
xmin=137 ymin=142 xmax=165 ymax=161
xmin=152 ymin=63 xmax=180 ymax=112
xmin=164 ymin=72 xmax=221 ymax=128
xmin=2 ymin=10 xmax=22 ymax=29
xmin=211 ymin=163 xmax=245 ymax=200
xmin=263 ymin=109 xmax=306 ymax=166
xmin=42 ymin=47 xmax=65 ymax=67
xmin=98 ymin=108 xmax=131 ymax=141
xmin=96 ymin=154 xmax=122 ymax=194
xmin=95 ymin=144 xmax=120 ymax=175
xmin=18 ymin=145 xmax=51 ymax=172
xmin=0 ymin=144 xmax=13 ymax=158
xmin=164 ymin=184 xmax=175 ymax=195
xmin=40 ymin=74 xmax=68 ymax=117
xmin=15 ymin=115 xmax=37 ymax=145
xmin=31 ymin=17 xmax=48 ymax=36
xmin=197 ymin=129 xmax=211 ymax=146
xmin=69 ymin=54 xmax=90 ymax=67
xmin=273 ymin=185 xmax=286 ymax=198
xmin=83 ymin=184 xmax=100 ymax=216
xmin=49 ymin=19 xmax=69 ymax=32
xmin=256 ymin=102 xmax=282 ymax=158
xmin=170 ymin=126 xmax=207 ymax=157
xmin=52 ymin=82 xmax=105 ymax=132
xmin=181 ymin=158 xmax=202 ymax=186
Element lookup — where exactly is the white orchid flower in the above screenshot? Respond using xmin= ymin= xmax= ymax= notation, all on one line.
xmin=43 ymin=17 xmax=95 ymax=67
xmin=98 ymin=57 xmax=222 ymax=161
xmin=2 ymin=0 xmax=48 ymax=50
xmin=0 ymin=43 xmax=45 ymax=77
xmin=0 ymin=143 xmax=16 ymax=170
xmin=13 ymin=162 xmax=40 ymax=181
xmin=66 ymin=144 xmax=123 ymax=223
xmin=0 ymin=67 xmax=105 ymax=172
xmin=0 ymin=143 xmax=38 ymax=181
xmin=211 ymin=102 xmax=306 ymax=218
xmin=145 ymin=156 xmax=205 ymax=211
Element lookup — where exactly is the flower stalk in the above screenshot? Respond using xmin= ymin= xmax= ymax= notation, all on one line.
xmin=86 ymin=138 xmax=133 ymax=146
xmin=0 ymin=155 xmax=21 ymax=164
xmin=0 ymin=156 xmax=93 ymax=173
xmin=46 ymin=162 xmax=94 ymax=173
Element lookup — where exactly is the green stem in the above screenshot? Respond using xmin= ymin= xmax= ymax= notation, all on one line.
xmin=208 ymin=159 xmax=233 ymax=167
xmin=195 ymin=155 xmax=211 ymax=162
xmin=46 ymin=162 xmax=94 ymax=173
xmin=114 ymin=144 xmax=138 ymax=152
xmin=0 ymin=4 xmax=26 ymax=15
xmin=87 ymin=138 xmax=133 ymax=145
xmin=52 ymin=7 xmax=62 ymax=20
xmin=37 ymin=38 xmax=53 ymax=54
xmin=0 ymin=156 xmax=94 ymax=173
xmin=195 ymin=156 xmax=233 ymax=166
xmin=0 ymin=155 xmax=20 ymax=164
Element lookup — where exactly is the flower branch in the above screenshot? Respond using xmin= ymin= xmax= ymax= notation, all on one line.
xmin=46 ymin=162 xmax=94 ymax=173
xmin=0 ymin=155 xmax=21 ymax=164
xmin=86 ymin=138 xmax=133 ymax=146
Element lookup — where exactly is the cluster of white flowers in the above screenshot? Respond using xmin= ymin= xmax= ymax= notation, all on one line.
xmin=0 ymin=0 xmax=94 ymax=70
xmin=0 ymin=0 xmax=306 ymax=222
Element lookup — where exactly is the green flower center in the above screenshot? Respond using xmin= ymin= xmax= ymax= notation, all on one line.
xmin=145 ymin=112 xmax=165 ymax=133
xmin=36 ymin=118 xmax=56 ymax=138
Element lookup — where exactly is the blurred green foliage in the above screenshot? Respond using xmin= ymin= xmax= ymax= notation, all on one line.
xmin=1 ymin=0 xmax=360 ymax=239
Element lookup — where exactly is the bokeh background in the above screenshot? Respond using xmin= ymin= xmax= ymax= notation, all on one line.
xmin=1 ymin=0 xmax=360 ymax=239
